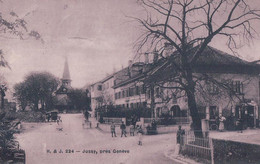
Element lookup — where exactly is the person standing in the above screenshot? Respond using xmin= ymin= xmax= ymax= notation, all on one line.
xmin=219 ymin=115 xmax=226 ymax=132
xmin=130 ymin=124 xmax=135 ymax=136
xmin=137 ymin=125 xmax=143 ymax=146
xmin=111 ymin=122 xmax=117 ymax=137
xmin=56 ymin=119 xmax=63 ymax=131
xmin=175 ymin=125 xmax=185 ymax=155
xmin=120 ymin=121 xmax=127 ymax=137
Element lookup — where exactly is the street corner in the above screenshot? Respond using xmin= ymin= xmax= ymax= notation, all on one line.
xmin=164 ymin=147 xmax=200 ymax=164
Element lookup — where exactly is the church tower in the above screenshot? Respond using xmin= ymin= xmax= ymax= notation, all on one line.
xmin=61 ymin=57 xmax=72 ymax=88
xmin=55 ymin=57 xmax=73 ymax=111
xmin=56 ymin=57 xmax=72 ymax=94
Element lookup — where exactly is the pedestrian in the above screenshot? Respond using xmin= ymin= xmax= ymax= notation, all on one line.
xmin=130 ymin=124 xmax=135 ymax=136
xmin=111 ymin=121 xmax=117 ymax=137
xmin=176 ymin=125 xmax=185 ymax=145
xmin=85 ymin=111 xmax=89 ymax=121
xmin=56 ymin=119 xmax=63 ymax=131
xmin=120 ymin=121 xmax=127 ymax=137
xmin=137 ymin=125 xmax=143 ymax=146
xmin=47 ymin=113 xmax=50 ymax=122
xmin=236 ymin=118 xmax=243 ymax=133
xmin=175 ymin=125 xmax=185 ymax=155
xmin=219 ymin=115 xmax=226 ymax=132
xmin=89 ymin=121 xmax=92 ymax=128
xmin=151 ymin=119 xmax=157 ymax=134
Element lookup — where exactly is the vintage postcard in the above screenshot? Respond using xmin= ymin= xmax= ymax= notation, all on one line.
xmin=0 ymin=0 xmax=260 ymax=164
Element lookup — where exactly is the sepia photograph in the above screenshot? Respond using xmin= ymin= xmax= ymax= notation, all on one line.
xmin=1 ymin=0 xmax=260 ymax=163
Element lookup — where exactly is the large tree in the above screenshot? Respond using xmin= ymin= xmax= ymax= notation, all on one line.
xmin=68 ymin=88 xmax=91 ymax=112
xmin=0 ymin=8 xmax=42 ymax=68
xmin=134 ymin=0 xmax=260 ymax=137
xmin=14 ymin=72 xmax=59 ymax=111
xmin=0 ymin=4 xmax=41 ymax=162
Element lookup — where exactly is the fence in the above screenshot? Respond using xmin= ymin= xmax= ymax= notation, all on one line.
xmin=144 ymin=118 xmax=162 ymax=123
xmin=180 ymin=131 xmax=214 ymax=163
xmin=144 ymin=117 xmax=190 ymax=125
xmin=103 ymin=117 xmax=123 ymax=124
xmin=174 ymin=117 xmax=190 ymax=125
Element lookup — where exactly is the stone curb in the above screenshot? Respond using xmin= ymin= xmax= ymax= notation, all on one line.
xmin=164 ymin=149 xmax=201 ymax=164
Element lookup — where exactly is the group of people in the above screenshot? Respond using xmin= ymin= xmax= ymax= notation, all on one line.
xmin=110 ymin=121 xmax=143 ymax=146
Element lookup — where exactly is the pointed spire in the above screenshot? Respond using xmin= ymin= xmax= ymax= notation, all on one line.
xmin=62 ymin=56 xmax=71 ymax=80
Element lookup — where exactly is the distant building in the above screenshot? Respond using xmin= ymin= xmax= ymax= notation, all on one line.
xmin=55 ymin=57 xmax=73 ymax=111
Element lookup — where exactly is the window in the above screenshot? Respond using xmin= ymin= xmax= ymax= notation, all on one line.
xmin=130 ymin=103 xmax=133 ymax=108
xmin=122 ymin=90 xmax=125 ymax=98
xmin=118 ymin=92 xmax=121 ymax=99
xmin=136 ymin=86 xmax=140 ymax=95
xmin=156 ymin=108 xmax=161 ymax=117
xmin=259 ymin=82 xmax=260 ymax=98
xmin=155 ymin=87 xmax=160 ymax=98
xmin=235 ymin=81 xmax=243 ymax=94
xmin=129 ymin=88 xmax=134 ymax=97
xmin=97 ymin=85 xmax=102 ymax=91
xmin=207 ymin=82 xmax=219 ymax=94
xmin=209 ymin=106 xmax=218 ymax=119
xmin=198 ymin=106 xmax=206 ymax=119
xmin=147 ymin=89 xmax=151 ymax=99
xmin=141 ymin=85 xmax=145 ymax=94
xmin=172 ymin=94 xmax=177 ymax=104
xmin=231 ymin=81 xmax=243 ymax=94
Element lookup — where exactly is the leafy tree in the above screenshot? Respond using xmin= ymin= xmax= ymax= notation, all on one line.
xmin=13 ymin=82 xmax=28 ymax=111
xmin=14 ymin=72 xmax=59 ymax=111
xmin=0 ymin=4 xmax=41 ymax=162
xmin=68 ymin=88 xmax=91 ymax=112
xmin=134 ymin=0 xmax=260 ymax=137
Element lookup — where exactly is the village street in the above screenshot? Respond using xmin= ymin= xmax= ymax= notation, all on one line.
xmin=15 ymin=114 xmax=179 ymax=164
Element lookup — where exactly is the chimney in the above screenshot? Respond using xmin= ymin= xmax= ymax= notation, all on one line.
xmin=153 ymin=51 xmax=158 ymax=62
xmin=144 ymin=53 xmax=149 ymax=64
xmin=128 ymin=60 xmax=133 ymax=67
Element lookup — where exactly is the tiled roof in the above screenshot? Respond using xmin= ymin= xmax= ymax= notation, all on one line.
xmin=193 ymin=46 xmax=251 ymax=66
xmin=148 ymin=45 xmax=260 ymax=78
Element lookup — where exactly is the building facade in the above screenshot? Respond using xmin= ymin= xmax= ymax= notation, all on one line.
xmin=88 ymin=46 xmax=260 ymax=127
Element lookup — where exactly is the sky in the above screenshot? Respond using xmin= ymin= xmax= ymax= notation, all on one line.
xmin=0 ymin=0 xmax=260 ymax=92
xmin=0 ymin=0 xmax=142 ymax=89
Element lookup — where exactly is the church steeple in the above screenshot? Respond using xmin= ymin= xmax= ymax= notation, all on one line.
xmin=61 ymin=56 xmax=71 ymax=87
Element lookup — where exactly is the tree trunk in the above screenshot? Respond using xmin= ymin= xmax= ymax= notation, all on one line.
xmin=186 ymin=69 xmax=203 ymax=138
xmin=187 ymin=90 xmax=203 ymax=138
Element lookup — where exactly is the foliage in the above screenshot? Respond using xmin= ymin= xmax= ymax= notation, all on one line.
xmin=0 ymin=111 xmax=21 ymax=161
xmin=159 ymin=113 xmax=177 ymax=125
xmin=14 ymin=111 xmax=45 ymax=122
xmin=68 ymin=88 xmax=91 ymax=111
xmin=13 ymin=72 xmax=59 ymax=110
xmin=96 ymin=106 xmax=152 ymax=119
xmin=0 ymin=9 xmax=42 ymax=69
